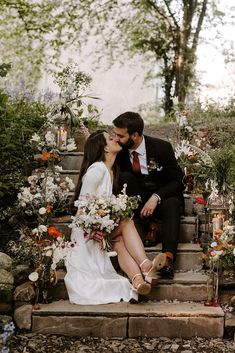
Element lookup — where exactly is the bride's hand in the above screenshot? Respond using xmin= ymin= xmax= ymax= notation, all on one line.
xmin=92 ymin=230 xmax=104 ymax=243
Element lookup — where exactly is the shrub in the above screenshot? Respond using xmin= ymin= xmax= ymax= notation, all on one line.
xmin=0 ymin=91 xmax=48 ymax=220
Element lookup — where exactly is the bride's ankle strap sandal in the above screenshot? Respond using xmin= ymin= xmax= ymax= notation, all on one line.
xmin=140 ymin=259 xmax=158 ymax=285
xmin=131 ymin=273 xmax=151 ymax=296
xmin=140 ymin=253 xmax=167 ymax=285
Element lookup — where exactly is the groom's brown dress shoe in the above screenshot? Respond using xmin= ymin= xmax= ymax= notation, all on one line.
xmin=158 ymin=256 xmax=174 ymax=279
xmin=143 ymin=222 xmax=159 ymax=247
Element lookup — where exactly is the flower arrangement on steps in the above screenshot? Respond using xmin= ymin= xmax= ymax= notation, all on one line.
xmin=173 ymin=104 xmax=235 ymax=305
xmin=7 ymin=65 xmax=101 ymax=305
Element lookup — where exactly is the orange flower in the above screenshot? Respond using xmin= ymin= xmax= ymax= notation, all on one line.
xmin=50 ymin=153 xmax=59 ymax=159
xmin=46 ymin=205 xmax=53 ymax=214
xmin=187 ymin=155 xmax=195 ymax=161
xmin=48 ymin=226 xmax=62 ymax=238
xmin=37 ymin=151 xmax=60 ymax=161
xmin=41 ymin=151 xmax=51 ymax=161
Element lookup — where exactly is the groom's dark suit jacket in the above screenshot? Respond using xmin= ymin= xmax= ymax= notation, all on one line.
xmin=117 ymin=135 xmax=184 ymax=201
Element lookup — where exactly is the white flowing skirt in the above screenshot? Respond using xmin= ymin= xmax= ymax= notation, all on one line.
xmin=65 ymin=227 xmax=136 ymax=305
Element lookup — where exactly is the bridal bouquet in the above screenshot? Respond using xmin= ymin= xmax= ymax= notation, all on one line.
xmin=70 ymin=184 xmax=141 ymax=250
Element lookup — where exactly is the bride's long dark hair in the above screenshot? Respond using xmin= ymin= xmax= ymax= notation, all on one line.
xmin=73 ymin=129 xmax=119 ymax=203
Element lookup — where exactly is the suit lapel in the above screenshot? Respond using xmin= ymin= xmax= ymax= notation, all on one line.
xmin=144 ymin=135 xmax=157 ymax=165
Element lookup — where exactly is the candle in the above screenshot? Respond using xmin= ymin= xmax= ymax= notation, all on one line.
xmin=57 ymin=127 xmax=67 ymax=148
xmin=212 ymin=213 xmax=223 ymax=239
xmin=60 ymin=129 xmax=67 ymax=148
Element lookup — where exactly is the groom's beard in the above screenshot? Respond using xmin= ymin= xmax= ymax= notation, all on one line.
xmin=119 ymin=137 xmax=135 ymax=149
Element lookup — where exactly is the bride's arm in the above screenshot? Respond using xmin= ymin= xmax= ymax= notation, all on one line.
xmin=79 ymin=163 xmax=105 ymax=197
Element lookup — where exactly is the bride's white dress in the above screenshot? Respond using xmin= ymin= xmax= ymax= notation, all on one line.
xmin=65 ymin=161 xmax=136 ymax=304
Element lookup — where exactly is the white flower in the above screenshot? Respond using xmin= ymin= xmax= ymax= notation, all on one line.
xmin=211 ymin=242 xmax=217 ymax=248
xmin=176 ymin=114 xmax=187 ymax=127
xmin=66 ymin=138 xmax=77 ymax=151
xmin=65 ymin=176 xmax=75 ymax=190
xmin=38 ymin=225 xmax=47 ymax=233
xmin=214 ymin=250 xmax=223 ymax=256
xmin=175 ymin=140 xmax=191 ymax=159
xmin=45 ymin=131 xmax=56 ymax=146
xmin=55 ymin=165 xmax=63 ymax=172
xmin=45 ymin=249 xmax=53 ymax=257
xmin=32 ymin=228 xmax=38 ymax=235
xmin=30 ymin=133 xmax=41 ymax=143
xmin=29 ymin=272 xmax=39 ymax=282
xmin=39 ymin=207 xmax=46 ymax=215
xmin=28 ymin=175 xmax=38 ymax=184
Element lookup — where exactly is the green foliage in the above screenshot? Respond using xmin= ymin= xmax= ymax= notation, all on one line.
xmin=0 ymin=92 xmax=48 ymax=220
xmin=209 ymin=146 xmax=235 ymax=193
xmin=52 ymin=64 xmax=101 ymax=132
xmin=0 ymin=0 xmax=85 ymax=86
xmin=187 ymin=99 xmax=235 ymax=148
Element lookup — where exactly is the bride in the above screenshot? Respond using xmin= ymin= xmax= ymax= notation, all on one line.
xmin=65 ymin=130 xmax=166 ymax=304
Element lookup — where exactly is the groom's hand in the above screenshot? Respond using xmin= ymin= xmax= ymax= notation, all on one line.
xmin=140 ymin=195 xmax=159 ymax=218
xmin=92 ymin=230 xmax=104 ymax=243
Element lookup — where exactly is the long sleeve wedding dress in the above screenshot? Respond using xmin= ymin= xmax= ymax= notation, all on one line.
xmin=65 ymin=161 xmax=137 ymax=304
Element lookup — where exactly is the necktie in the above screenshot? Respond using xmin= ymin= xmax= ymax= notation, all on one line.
xmin=132 ymin=151 xmax=141 ymax=173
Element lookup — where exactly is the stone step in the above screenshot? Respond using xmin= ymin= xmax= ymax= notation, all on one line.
xmin=53 ymin=216 xmax=198 ymax=243
xmin=146 ymin=243 xmax=203 ymax=271
xmin=31 ymin=300 xmax=224 ymax=338
xmin=59 ymin=152 xmax=84 ymax=171
xmin=59 ymin=170 xmax=79 ymax=189
xmin=49 ymin=270 xmax=209 ymax=302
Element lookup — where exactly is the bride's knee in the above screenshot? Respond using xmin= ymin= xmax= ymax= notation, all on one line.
xmin=120 ymin=218 xmax=134 ymax=228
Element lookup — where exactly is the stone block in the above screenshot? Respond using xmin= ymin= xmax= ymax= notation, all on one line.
xmin=32 ymin=315 xmax=127 ymax=338
xmin=147 ymin=283 xmax=210 ymax=302
xmin=14 ymin=305 xmax=32 ymax=330
xmin=180 ymin=223 xmax=196 ymax=242
xmin=12 ymin=265 xmax=31 ymax=285
xmin=0 ymin=269 xmax=14 ymax=285
xmin=0 ymin=252 xmax=12 ymax=271
xmin=175 ymin=252 xmax=202 ymax=271
xmin=184 ymin=196 xmax=194 ymax=216
xmin=128 ymin=316 xmax=224 ymax=338
xmin=59 ymin=153 xmax=83 ymax=171
xmin=14 ymin=282 xmax=35 ymax=302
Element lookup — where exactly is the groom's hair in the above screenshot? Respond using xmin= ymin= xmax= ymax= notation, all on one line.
xmin=113 ymin=111 xmax=144 ymax=136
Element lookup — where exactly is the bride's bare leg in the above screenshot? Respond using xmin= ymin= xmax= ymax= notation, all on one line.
xmin=112 ymin=236 xmax=151 ymax=295
xmin=112 ymin=219 xmax=152 ymax=272
xmin=112 ymin=236 xmax=140 ymax=280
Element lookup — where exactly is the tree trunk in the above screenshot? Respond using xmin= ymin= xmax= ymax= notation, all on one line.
xmin=174 ymin=0 xmax=208 ymax=108
xmin=162 ymin=56 xmax=174 ymax=115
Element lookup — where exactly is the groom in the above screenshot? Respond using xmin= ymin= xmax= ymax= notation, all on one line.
xmin=112 ymin=111 xmax=184 ymax=279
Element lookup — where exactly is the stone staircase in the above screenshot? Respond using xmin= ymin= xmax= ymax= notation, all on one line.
xmin=31 ymin=152 xmax=225 ymax=338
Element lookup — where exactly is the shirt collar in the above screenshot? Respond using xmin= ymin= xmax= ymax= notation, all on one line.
xmin=129 ymin=136 xmax=146 ymax=156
